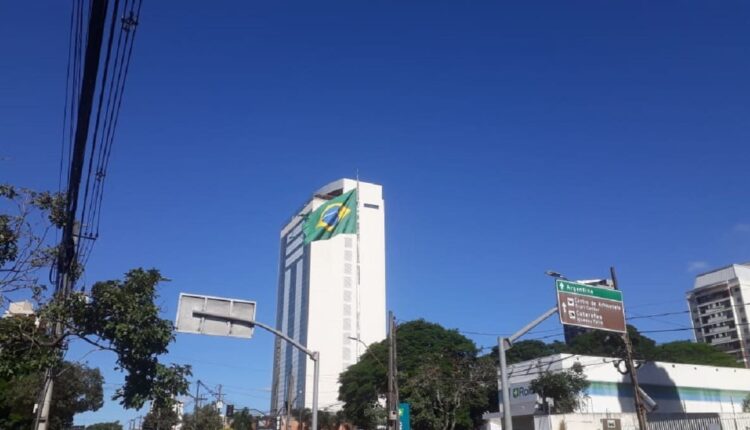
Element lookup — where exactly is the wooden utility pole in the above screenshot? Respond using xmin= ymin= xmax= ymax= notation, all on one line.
xmin=34 ymin=2 xmax=110 ymax=428
xmin=610 ymin=267 xmax=648 ymax=430
xmin=387 ymin=311 xmax=394 ymax=430
xmin=387 ymin=312 xmax=400 ymax=430
xmin=195 ymin=381 xmax=201 ymax=410
xmin=392 ymin=314 xmax=400 ymax=430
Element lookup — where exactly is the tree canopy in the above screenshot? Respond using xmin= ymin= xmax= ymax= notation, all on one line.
xmin=142 ymin=403 xmax=180 ymax=430
xmin=339 ymin=319 xmax=495 ymax=430
xmin=0 ymin=185 xmax=191 ymax=421
xmin=0 ymin=361 xmax=103 ymax=430
xmin=529 ymin=362 xmax=590 ymax=414
xmin=182 ymin=405 xmax=224 ymax=430
xmin=229 ymin=407 xmax=255 ymax=430
xmin=86 ymin=422 xmax=124 ymax=430
xmin=494 ymin=325 xmax=742 ymax=368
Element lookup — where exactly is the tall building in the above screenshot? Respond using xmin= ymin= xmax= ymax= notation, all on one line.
xmin=687 ymin=263 xmax=750 ymax=367
xmin=270 ymin=179 xmax=386 ymax=413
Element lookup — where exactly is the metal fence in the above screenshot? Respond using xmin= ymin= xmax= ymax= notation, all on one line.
xmin=532 ymin=412 xmax=750 ymax=430
xmin=648 ymin=413 xmax=750 ymax=430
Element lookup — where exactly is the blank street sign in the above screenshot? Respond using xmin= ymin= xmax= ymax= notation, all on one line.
xmin=175 ymin=293 xmax=256 ymax=338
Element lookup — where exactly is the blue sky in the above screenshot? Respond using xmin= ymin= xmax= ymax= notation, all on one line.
xmin=2 ymin=0 xmax=749 ymax=425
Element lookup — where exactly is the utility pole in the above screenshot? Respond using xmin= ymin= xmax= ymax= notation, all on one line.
xmin=195 ymin=380 xmax=201 ymax=411
xmin=610 ymin=267 xmax=648 ymax=430
xmin=387 ymin=311 xmax=400 ymax=430
xmin=33 ymin=1 xmax=110 ymax=428
xmin=392 ymin=314 xmax=400 ymax=430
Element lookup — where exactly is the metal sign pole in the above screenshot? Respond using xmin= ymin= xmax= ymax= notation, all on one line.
xmin=312 ymin=352 xmax=320 ymax=430
xmin=498 ymin=337 xmax=512 ymax=430
xmin=497 ymin=306 xmax=559 ymax=430
xmin=182 ymin=308 xmax=321 ymax=429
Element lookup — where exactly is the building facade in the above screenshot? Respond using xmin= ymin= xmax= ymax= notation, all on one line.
xmin=486 ymin=353 xmax=750 ymax=428
xmin=686 ymin=263 xmax=750 ymax=367
xmin=270 ymin=179 xmax=386 ymax=413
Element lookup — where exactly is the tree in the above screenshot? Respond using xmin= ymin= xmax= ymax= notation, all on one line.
xmin=0 ymin=361 xmax=103 ymax=430
xmin=529 ymin=362 xmax=590 ymax=414
xmin=230 ymin=407 xmax=255 ymax=430
xmin=87 ymin=422 xmax=124 ymax=430
xmin=488 ymin=340 xmax=567 ymax=366
xmin=655 ymin=341 xmax=743 ymax=368
xmin=403 ymin=351 xmax=495 ymax=430
xmin=0 ymin=185 xmax=65 ymax=303
xmin=567 ymin=325 xmax=657 ymax=360
xmin=0 ymin=186 xmax=191 ymax=414
xmin=142 ymin=404 xmax=180 ymax=430
xmin=182 ymin=405 xmax=224 ymax=430
xmin=339 ymin=319 xmax=495 ymax=430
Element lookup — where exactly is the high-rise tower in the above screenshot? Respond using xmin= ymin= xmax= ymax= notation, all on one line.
xmin=270 ymin=179 xmax=386 ymax=412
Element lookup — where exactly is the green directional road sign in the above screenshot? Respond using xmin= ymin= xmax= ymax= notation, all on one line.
xmin=556 ymin=279 xmax=626 ymax=333
xmin=399 ymin=403 xmax=411 ymax=430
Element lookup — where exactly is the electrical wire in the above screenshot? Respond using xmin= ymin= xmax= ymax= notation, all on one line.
xmin=67 ymin=0 xmax=144 ymax=270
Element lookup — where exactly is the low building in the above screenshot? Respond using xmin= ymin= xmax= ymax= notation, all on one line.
xmin=485 ymin=354 xmax=750 ymax=429
xmin=687 ymin=263 xmax=750 ymax=367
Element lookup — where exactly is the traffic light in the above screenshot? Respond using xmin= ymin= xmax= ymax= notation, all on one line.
xmin=226 ymin=404 xmax=235 ymax=417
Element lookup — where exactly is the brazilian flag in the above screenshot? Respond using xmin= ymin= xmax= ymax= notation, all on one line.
xmin=303 ymin=189 xmax=358 ymax=244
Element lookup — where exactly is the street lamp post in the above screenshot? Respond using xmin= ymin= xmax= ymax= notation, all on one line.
xmin=348 ymin=336 xmax=386 ymax=369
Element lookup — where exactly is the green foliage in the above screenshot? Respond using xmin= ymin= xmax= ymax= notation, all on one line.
xmin=230 ymin=407 xmax=255 ymax=430
xmin=339 ymin=319 xmax=494 ymax=430
xmin=403 ymin=352 xmax=495 ymax=430
xmin=743 ymin=394 xmax=750 ymax=413
xmin=0 ymin=185 xmax=190 ymax=417
xmin=0 ymin=315 xmax=60 ymax=377
xmin=48 ymin=269 xmax=192 ymax=410
xmin=0 ymin=185 xmax=65 ymax=303
xmin=316 ymin=410 xmax=342 ymax=430
xmin=567 ymin=325 xmax=657 ymax=360
xmin=529 ymin=362 xmax=590 ymax=414
xmin=338 ymin=339 xmax=387 ymax=428
xmin=0 ymin=269 xmax=191 ymax=413
xmin=489 ymin=340 xmax=568 ymax=366
xmin=86 ymin=421 xmax=124 ymax=430
xmin=142 ymin=404 xmax=180 ymax=430
xmin=654 ymin=341 xmax=743 ymax=368
xmin=0 ymin=361 xmax=103 ymax=430
xmin=182 ymin=404 xmax=224 ymax=430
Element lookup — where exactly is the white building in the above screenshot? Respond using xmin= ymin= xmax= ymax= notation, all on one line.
xmin=485 ymin=354 xmax=750 ymax=429
xmin=270 ymin=179 xmax=386 ymax=413
xmin=687 ymin=263 xmax=750 ymax=367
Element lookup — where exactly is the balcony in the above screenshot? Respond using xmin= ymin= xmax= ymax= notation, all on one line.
xmin=698 ymin=298 xmax=732 ymax=312
xmin=710 ymin=335 xmax=740 ymax=346
xmin=704 ymin=325 xmax=737 ymax=336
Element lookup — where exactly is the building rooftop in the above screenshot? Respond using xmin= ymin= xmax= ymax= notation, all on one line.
xmin=692 ymin=263 xmax=750 ymax=290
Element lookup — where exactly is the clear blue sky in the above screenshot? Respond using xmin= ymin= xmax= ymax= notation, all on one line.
xmin=2 ymin=0 xmax=749 ymax=425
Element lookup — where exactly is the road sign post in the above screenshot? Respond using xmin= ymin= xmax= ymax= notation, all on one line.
xmin=175 ymin=293 xmax=321 ymax=430
xmin=555 ymin=279 xmax=626 ymax=333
